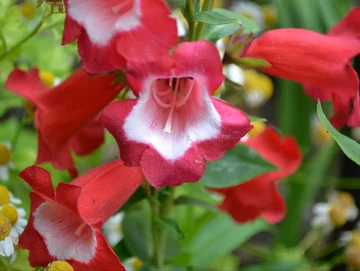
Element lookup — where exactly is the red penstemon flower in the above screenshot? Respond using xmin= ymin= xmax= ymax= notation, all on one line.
xmin=211 ymin=127 xmax=302 ymax=224
xmin=5 ymin=68 xmax=124 ymax=176
xmin=245 ymin=8 xmax=360 ymax=129
xmin=100 ymin=40 xmax=252 ymax=188
xmin=18 ymin=160 xmax=144 ymax=270
xmin=62 ymin=0 xmax=178 ymax=73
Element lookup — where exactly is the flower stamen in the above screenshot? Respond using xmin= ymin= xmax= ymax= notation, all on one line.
xmin=74 ymin=222 xmax=87 ymax=237
xmin=0 ymin=214 xmax=11 ymax=240
xmin=163 ymin=78 xmax=180 ymax=133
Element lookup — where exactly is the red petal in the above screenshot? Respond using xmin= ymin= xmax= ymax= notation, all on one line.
xmin=246 ymin=28 xmax=360 ymax=100
xmin=71 ymin=232 xmax=125 ymax=271
xmin=173 ymin=40 xmax=225 ymax=94
xmin=35 ymin=68 xmax=121 ymax=154
xmin=140 ymin=145 xmax=206 ymax=188
xmin=72 ymin=159 xmax=144 ymax=228
xmin=197 ymin=98 xmax=251 ymax=161
xmin=69 ymin=119 xmax=105 ymax=156
xmin=100 ymin=100 xmax=148 ymax=166
xmin=19 ymin=166 xmax=55 ymax=199
xmin=18 ymin=193 xmax=55 ymax=267
xmin=328 ymin=7 xmax=360 ymax=39
xmin=5 ymin=68 xmax=48 ymax=103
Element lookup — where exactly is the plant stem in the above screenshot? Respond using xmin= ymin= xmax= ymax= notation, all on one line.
xmin=11 ymin=116 xmax=27 ymax=153
xmin=0 ymin=10 xmax=52 ymax=61
xmin=147 ymin=187 xmax=175 ymax=269
xmin=194 ymin=0 xmax=214 ymax=40
xmin=185 ymin=0 xmax=196 ymax=41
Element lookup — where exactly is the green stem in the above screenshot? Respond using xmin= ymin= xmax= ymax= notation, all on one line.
xmin=240 ymin=243 xmax=269 ymax=260
xmin=185 ymin=0 xmax=196 ymax=41
xmin=0 ymin=10 xmax=51 ymax=61
xmin=194 ymin=0 xmax=213 ymax=40
xmin=147 ymin=186 xmax=175 ymax=269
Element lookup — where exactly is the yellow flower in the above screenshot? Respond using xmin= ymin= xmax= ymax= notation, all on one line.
xmin=243 ymin=70 xmax=273 ymax=108
xmin=0 ymin=144 xmax=11 ymax=166
xmin=311 ymin=117 xmax=333 ymax=146
xmin=20 ymin=2 xmax=37 ymax=19
xmin=248 ymin=121 xmax=266 ymax=137
xmin=0 ymin=214 xmax=11 ymax=241
xmin=0 ymin=205 xmax=18 ymax=226
xmin=261 ymin=5 xmax=277 ymax=28
xmin=46 ymin=261 xmax=74 ymax=271
xmin=40 ymin=71 xmax=55 ymax=87
xmin=0 ymin=186 xmax=10 ymax=206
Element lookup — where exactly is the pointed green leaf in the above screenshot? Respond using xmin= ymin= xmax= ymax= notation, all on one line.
xmin=155 ymin=217 xmax=185 ymax=240
xmin=234 ymin=57 xmax=272 ymax=68
xmin=317 ymin=101 xmax=360 ymax=165
xmin=201 ymin=144 xmax=278 ymax=188
xmin=205 ymin=23 xmax=241 ymax=43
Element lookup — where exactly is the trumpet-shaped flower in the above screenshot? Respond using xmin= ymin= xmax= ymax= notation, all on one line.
xmin=18 ymin=160 xmax=144 ymax=269
xmin=101 ymin=40 xmax=251 ymax=188
xmin=245 ymin=7 xmax=360 ymax=128
xmin=211 ymin=127 xmax=302 ymax=224
xmin=62 ymin=0 xmax=178 ymax=73
xmin=5 ymin=68 xmax=124 ymax=175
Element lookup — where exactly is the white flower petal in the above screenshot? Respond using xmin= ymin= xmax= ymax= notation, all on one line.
xmin=0 ymin=237 xmax=15 ymax=257
xmin=0 ymin=166 xmax=9 ymax=181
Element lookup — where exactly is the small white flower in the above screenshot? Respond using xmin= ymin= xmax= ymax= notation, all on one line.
xmin=231 ymin=1 xmax=265 ymax=30
xmin=102 ymin=212 xmax=124 ymax=247
xmin=172 ymin=9 xmax=187 ymax=37
xmin=0 ymin=142 xmax=15 ymax=182
xmin=312 ymin=191 xmax=358 ymax=233
xmin=224 ymin=64 xmax=245 ymax=86
xmin=123 ymin=257 xmax=143 ymax=271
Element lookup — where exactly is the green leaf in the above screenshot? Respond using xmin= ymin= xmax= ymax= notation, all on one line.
xmin=155 ymin=217 xmax=185 ymax=240
xmin=317 ymin=101 xmax=360 ymax=165
xmin=187 ymin=214 xmax=268 ymax=268
xmin=204 ymin=23 xmax=240 ymax=43
xmin=201 ymin=144 xmax=278 ymax=188
xmin=174 ymin=196 xmax=218 ymax=212
xmin=247 ymin=114 xmax=267 ymax=122
xmin=193 ymin=10 xmax=242 ymax=25
xmin=234 ymin=57 xmax=272 ymax=68
xmin=193 ymin=9 xmax=260 ymax=33
xmin=122 ymin=207 xmax=153 ymax=262
xmin=121 ymin=187 xmax=146 ymax=212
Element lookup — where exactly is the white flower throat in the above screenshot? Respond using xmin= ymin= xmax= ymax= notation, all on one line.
xmin=152 ymin=77 xmax=195 ymax=133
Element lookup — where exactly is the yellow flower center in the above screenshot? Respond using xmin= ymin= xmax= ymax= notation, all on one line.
xmin=40 ymin=71 xmax=55 ymax=87
xmin=351 ymin=231 xmax=360 ymax=248
xmin=248 ymin=121 xmax=266 ymax=137
xmin=261 ymin=5 xmax=277 ymax=28
xmin=0 ymin=144 xmax=11 ymax=166
xmin=328 ymin=204 xmax=346 ymax=227
xmin=132 ymin=258 xmax=143 ymax=271
xmin=337 ymin=192 xmax=355 ymax=208
xmin=244 ymin=70 xmax=273 ymax=98
xmin=0 ymin=185 xmax=10 ymax=206
xmin=20 ymin=2 xmax=37 ymax=18
xmin=0 ymin=214 xmax=11 ymax=240
xmin=312 ymin=123 xmax=333 ymax=145
xmin=46 ymin=261 xmax=74 ymax=271
xmin=1 ymin=205 xmax=18 ymax=226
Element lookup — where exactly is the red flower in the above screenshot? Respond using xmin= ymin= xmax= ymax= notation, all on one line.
xmin=62 ymin=0 xmax=178 ymax=73
xmin=18 ymin=160 xmax=144 ymax=270
xmin=100 ymin=40 xmax=251 ymax=188
xmin=5 ymin=68 xmax=123 ymax=175
xmin=211 ymin=127 xmax=302 ymax=224
xmin=245 ymin=8 xmax=360 ymax=129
